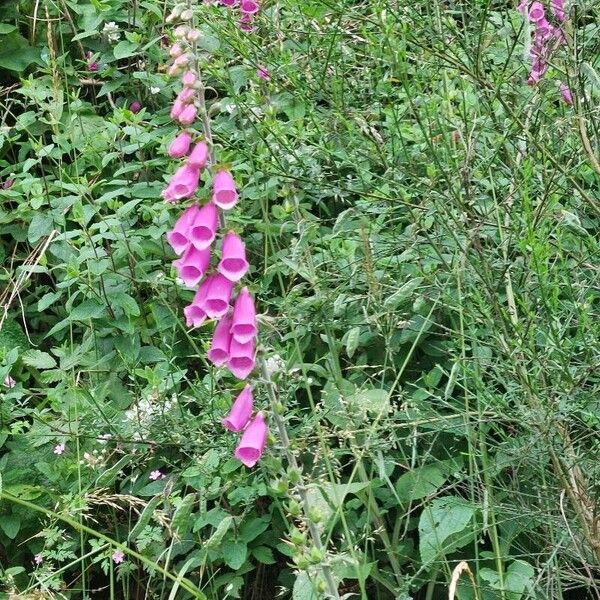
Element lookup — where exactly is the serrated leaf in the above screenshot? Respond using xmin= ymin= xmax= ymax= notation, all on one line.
xmin=22 ymin=350 xmax=56 ymax=370
xmin=28 ymin=213 xmax=54 ymax=243
xmin=395 ymin=464 xmax=448 ymax=503
xmin=70 ymin=299 xmax=106 ymax=321
xmin=37 ymin=291 xmax=61 ymax=312
xmin=222 ymin=540 xmax=247 ymax=570
xmin=252 ymin=546 xmax=276 ymax=564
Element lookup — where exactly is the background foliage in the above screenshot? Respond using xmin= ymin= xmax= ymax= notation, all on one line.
xmin=1 ymin=0 xmax=599 ymax=598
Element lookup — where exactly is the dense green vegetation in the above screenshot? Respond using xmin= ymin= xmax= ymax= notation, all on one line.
xmin=1 ymin=0 xmax=599 ymax=598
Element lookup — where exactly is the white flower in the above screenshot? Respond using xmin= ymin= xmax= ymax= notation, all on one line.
xmin=150 ymin=86 xmax=161 ymax=95
xmin=102 ymin=21 xmax=121 ymax=43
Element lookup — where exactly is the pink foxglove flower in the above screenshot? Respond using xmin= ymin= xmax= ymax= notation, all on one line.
xmin=176 ymin=87 xmax=196 ymax=105
xmin=220 ymin=0 xmax=238 ymax=5
xmin=208 ymin=315 xmax=233 ymax=366
xmin=182 ymin=70 xmax=197 ymax=87
xmin=551 ymin=0 xmax=565 ymax=21
xmin=170 ymin=99 xmax=185 ymax=120
xmin=174 ymin=245 xmax=211 ymax=288
xmin=167 ymin=204 xmax=200 ymax=255
xmin=178 ymin=104 xmax=198 ymax=126
xmin=188 ymin=141 xmax=209 ymax=169
xmin=165 ymin=164 xmax=201 ymax=201
xmin=187 ymin=29 xmax=201 ymax=42
xmin=235 ymin=411 xmax=267 ymax=467
xmin=184 ymin=285 xmax=209 ymax=327
xmin=222 ymin=384 xmax=253 ymax=432
xmin=189 ymin=202 xmax=219 ymax=250
xmin=168 ymin=131 xmax=193 ymax=159
xmin=212 ymin=170 xmax=238 ymax=209
xmin=240 ymin=0 xmax=259 ymax=14
xmin=203 ymin=274 xmax=234 ymax=319
xmin=112 ymin=550 xmax=125 ymax=564
xmin=218 ymin=231 xmax=249 ymax=282
xmin=170 ymin=43 xmax=184 ymax=58
xmin=228 ymin=337 xmax=255 ymax=379
xmin=231 ymin=287 xmax=257 ymax=344
xmin=528 ymin=1 xmax=545 ymax=21
xmin=174 ymin=54 xmax=190 ymax=68
xmin=559 ymin=82 xmax=573 ymax=106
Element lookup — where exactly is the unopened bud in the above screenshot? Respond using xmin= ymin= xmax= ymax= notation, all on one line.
xmin=187 ymin=29 xmax=201 ymax=42
xmin=287 ymin=499 xmax=301 ymax=517
xmin=180 ymin=8 xmax=194 ymax=20
xmin=309 ymin=547 xmax=323 ymax=563
xmin=290 ymin=528 xmax=305 ymax=546
xmin=308 ymin=507 xmax=322 ymax=523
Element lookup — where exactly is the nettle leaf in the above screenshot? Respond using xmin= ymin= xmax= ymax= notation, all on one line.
xmin=0 ymin=515 xmax=21 ymax=539
xmin=252 ymin=546 xmax=276 ymax=564
xmin=222 ymin=540 xmax=247 ymax=570
xmin=22 ymin=350 xmax=56 ymax=370
xmin=418 ymin=496 xmax=475 ymax=565
xmin=69 ymin=299 xmax=107 ymax=321
xmin=28 ymin=213 xmax=54 ymax=243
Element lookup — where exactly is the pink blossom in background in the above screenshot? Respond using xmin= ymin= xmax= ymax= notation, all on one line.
xmin=203 ymin=274 xmax=234 ymax=319
xmin=559 ymin=82 xmax=573 ymax=105
xmin=228 ymin=337 xmax=255 ymax=379
xmin=220 ymin=0 xmax=237 ymax=6
xmin=176 ymin=87 xmax=196 ymax=105
xmin=173 ymin=244 xmax=211 ymax=287
xmin=149 ymin=470 xmax=165 ymax=480
xmin=54 ymin=443 xmax=65 ymax=455
xmin=130 ymin=100 xmax=142 ymax=113
xmin=178 ymin=104 xmax=198 ymax=126
xmin=2 ymin=178 xmax=15 ymax=190
xmin=168 ymin=131 xmax=193 ymax=159
xmin=240 ymin=0 xmax=259 ymax=14
xmin=218 ymin=231 xmax=249 ymax=282
xmin=231 ymin=287 xmax=257 ymax=344
xmin=234 ymin=411 xmax=267 ymax=467
xmin=188 ymin=141 xmax=209 ymax=169
xmin=184 ymin=285 xmax=209 ymax=328
xmin=528 ymin=1 xmax=545 ymax=21
xmin=223 ymin=384 xmax=253 ymax=432
xmin=3 ymin=375 xmax=15 ymax=388
xmin=212 ymin=170 xmax=238 ymax=209
xmin=182 ymin=70 xmax=197 ymax=87
xmin=257 ymin=65 xmax=270 ymax=81
xmin=208 ymin=315 xmax=233 ymax=366
xmin=174 ymin=54 xmax=190 ymax=68
xmin=170 ymin=43 xmax=184 ymax=58
xmin=112 ymin=550 xmax=125 ymax=564
xmin=187 ymin=29 xmax=201 ymax=42
xmin=551 ymin=0 xmax=565 ymax=21
xmin=189 ymin=202 xmax=219 ymax=250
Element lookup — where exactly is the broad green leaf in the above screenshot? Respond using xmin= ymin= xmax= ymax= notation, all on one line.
xmin=28 ymin=214 xmax=54 ymax=243
xmin=252 ymin=546 xmax=276 ymax=564
xmin=0 ymin=515 xmax=21 ymax=539
xmin=395 ymin=464 xmax=448 ymax=503
xmin=206 ymin=516 xmax=233 ymax=548
xmin=293 ymin=572 xmax=318 ymax=600
xmin=222 ymin=540 xmax=247 ymax=570
xmin=70 ymin=299 xmax=106 ymax=321
xmin=239 ymin=517 xmax=270 ymax=543
xmin=345 ymin=326 xmax=361 ymax=358
xmin=172 ymin=493 xmax=196 ymax=536
xmin=113 ymin=40 xmax=139 ymax=60
xmin=22 ymin=349 xmax=56 ymax=370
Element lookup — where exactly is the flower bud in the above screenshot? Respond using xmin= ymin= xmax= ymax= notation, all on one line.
xmin=180 ymin=8 xmax=194 ymax=20
xmin=187 ymin=29 xmax=201 ymax=42
xmin=290 ymin=528 xmax=305 ymax=545
xmin=309 ymin=547 xmax=323 ymax=563
xmin=308 ymin=507 xmax=322 ymax=523
xmin=287 ymin=499 xmax=301 ymax=517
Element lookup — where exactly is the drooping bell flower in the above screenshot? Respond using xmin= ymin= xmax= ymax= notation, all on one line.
xmin=228 ymin=337 xmax=255 ymax=379
xmin=189 ymin=202 xmax=219 ymax=250
xmin=218 ymin=231 xmax=249 ymax=282
xmin=173 ymin=245 xmax=211 ymax=288
xmin=240 ymin=0 xmax=259 ymax=14
xmin=170 ymin=43 xmax=184 ymax=58
xmin=188 ymin=141 xmax=209 ymax=169
xmin=176 ymin=87 xmax=196 ymax=104
xmin=187 ymin=29 xmax=201 ymax=42
xmin=212 ymin=170 xmax=238 ymax=209
xmin=528 ymin=1 xmax=545 ymax=22
xmin=165 ymin=164 xmax=201 ymax=201
xmin=174 ymin=54 xmax=190 ymax=68
xmin=551 ymin=0 xmax=565 ymax=21
xmin=222 ymin=384 xmax=253 ymax=432
xmin=168 ymin=131 xmax=193 ymax=159
xmin=203 ymin=274 xmax=234 ymax=319
xmin=170 ymin=99 xmax=185 ymax=120
xmin=208 ymin=315 xmax=233 ymax=366
xmin=178 ymin=104 xmax=198 ymax=126
xmin=235 ymin=411 xmax=267 ymax=467
xmin=559 ymin=82 xmax=573 ymax=106
xmin=166 ymin=204 xmax=199 ymax=255
xmin=231 ymin=287 xmax=257 ymax=344
xmin=184 ymin=285 xmax=209 ymax=327
xmin=220 ymin=0 xmax=237 ymax=6
xmin=182 ymin=70 xmax=196 ymax=87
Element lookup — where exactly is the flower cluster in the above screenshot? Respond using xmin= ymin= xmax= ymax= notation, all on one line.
xmin=518 ymin=0 xmax=572 ymax=104
xmin=209 ymin=0 xmax=261 ymax=32
xmin=163 ymin=5 xmax=267 ymax=467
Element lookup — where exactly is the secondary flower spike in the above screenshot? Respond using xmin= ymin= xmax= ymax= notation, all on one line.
xmin=184 ymin=285 xmax=209 ymax=328
xmin=189 ymin=202 xmax=219 ymax=250
xmin=173 ymin=245 xmax=211 ymax=288
xmin=208 ymin=315 xmax=233 ymax=366
xmin=212 ymin=170 xmax=239 ymax=210
xmin=188 ymin=141 xmax=209 ymax=169
xmin=167 ymin=204 xmax=200 ymax=255
xmin=163 ymin=164 xmax=201 ymax=202
xmin=231 ymin=287 xmax=257 ymax=344
xmin=218 ymin=231 xmax=249 ymax=282
xmin=228 ymin=337 xmax=255 ymax=379
xmin=235 ymin=411 xmax=267 ymax=467
xmin=222 ymin=384 xmax=253 ymax=432
xmin=203 ymin=274 xmax=234 ymax=319
xmin=168 ymin=132 xmax=193 ymax=159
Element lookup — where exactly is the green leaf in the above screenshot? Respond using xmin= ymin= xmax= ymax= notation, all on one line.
xmin=38 ymin=292 xmax=61 ymax=312
xmin=0 ymin=24 xmax=17 ymax=34
xmin=113 ymin=40 xmax=139 ymax=60
xmin=129 ymin=496 xmax=161 ymax=541
xmin=0 ymin=515 xmax=21 ymax=539
xmin=345 ymin=326 xmax=361 ymax=358
xmin=70 ymin=299 xmax=106 ymax=321
xmin=293 ymin=572 xmax=318 ymax=600
xmin=0 ymin=32 xmax=39 ymax=72
xmin=239 ymin=517 xmax=270 ymax=543
xmin=252 ymin=546 xmax=276 ymax=564
xmin=95 ymin=455 xmax=131 ymax=487
xmin=28 ymin=213 xmax=54 ymax=243
xmin=480 ymin=560 xmax=535 ymax=600
xmin=22 ymin=349 xmax=56 ymax=370
xmin=419 ymin=496 xmax=475 ymax=565
xmin=222 ymin=540 xmax=247 ymax=570
xmin=172 ymin=493 xmax=196 ymax=536
xmin=206 ymin=516 xmax=233 ymax=548
xmin=395 ymin=464 xmax=448 ymax=503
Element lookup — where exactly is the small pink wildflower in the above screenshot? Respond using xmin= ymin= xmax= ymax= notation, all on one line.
xmin=88 ymin=61 xmax=99 ymax=72
xmin=257 ymin=65 xmax=270 ymax=81
xmin=149 ymin=469 xmax=165 ymax=480
xmin=3 ymin=375 xmax=15 ymax=388
xmin=558 ymin=82 xmax=573 ymax=106
xmin=112 ymin=550 xmax=125 ymax=564
xmin=34 ymin=554 xmax=43 ymax=565
xmin=2 ymin=179 xmax=15 ymax=190
xmin=53 ymin=443 xmax=65 ymax=455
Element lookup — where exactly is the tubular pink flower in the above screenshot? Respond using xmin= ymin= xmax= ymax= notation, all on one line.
xmin=234 ymin=411 xmax=267 ymax=467
xmin=168 ymin=131 xmax=193 ymax=159
xmin=167 ymin=64 xmax=182 ymax=77
xmin=170 ymin=99 xmax=185 ymax=120
xmin=559 ymin=82 xmax=573 ymax=106
xmin=177 ymin=87 xmax=196 ymax=104
xmin=189 ymin=202 xmax=219 ymax=250
xmin=551 ymin=0 xmax=565 ymax=21
xmin=167 ymin=163 xmax=201 ymax=200
xmin=218 ymin=231 xmax=249 ymax=282
xmin=170 ymin=43 xmax=184 ymax=58
xmin=187 ymin=29 xmax=201 ymax=42
xmin=212 ymin=170 xmax=238 ymax=210
xmin=184 ymin=285 xmax=209 ymax=327
xmin=203 ymin=274 xmax=234 ymax=318
xmin=178 ymin=104 xmax=198 ymax=126
xmin=231 ymin=287 xmax=257 ymax=344
xmin=167 ymin=204 xmax=200 ymax=255
xmin=228 ymin=337 xmax=255 ymax=379
xmin=220 ymin=0 xmax=238 ymax=5
xmin=222 ymin=384 xmax=253 ymax=432
xmin=173 ymin=245 xmax=211 ymax=288
xmin=528 ymin=1 xmax=545 ymax=22
xmin=208 ymin=315 xmax=233 ymax=366
xmin=174 ymin=54 xmax=190 ymax=68
xmin=240 ymin=0 xmax=259 ymax=14
xmin=182 ymin=70 xmax=196 ymax=87
xmin=188 ymin=141 xmax=209 ymax=169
